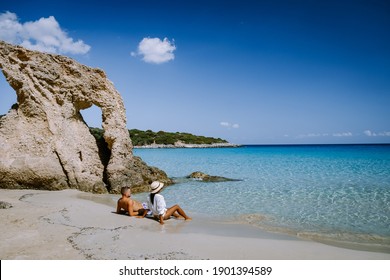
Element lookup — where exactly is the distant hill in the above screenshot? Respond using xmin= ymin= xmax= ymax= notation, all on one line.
xmin=89 ymin=127 xmax=228 ymax=146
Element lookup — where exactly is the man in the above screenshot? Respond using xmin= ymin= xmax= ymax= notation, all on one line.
xmin=116 ymin=186 xmax=148 ymax=218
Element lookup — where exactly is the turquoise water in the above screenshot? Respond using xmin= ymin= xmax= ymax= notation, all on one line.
xmin=133 ymin=145 xmax=390 ymax=248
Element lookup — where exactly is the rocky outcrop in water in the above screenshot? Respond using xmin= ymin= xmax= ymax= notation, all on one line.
xmin=187 ymin=171 xmax=241 ymax=182
xmin=0 ymin=41 xmax=171 ymax=193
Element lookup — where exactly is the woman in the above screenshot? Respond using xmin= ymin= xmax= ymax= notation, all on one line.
xmin=147 ymin=181 xmax=192 ymax=225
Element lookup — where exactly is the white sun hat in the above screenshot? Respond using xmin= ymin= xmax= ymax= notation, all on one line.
xmin=150 ymin=181 xmax=164 ymax=194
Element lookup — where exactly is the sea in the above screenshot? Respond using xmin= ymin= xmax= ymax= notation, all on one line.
xmin=132 ymin=144 xmax=390 ymax=251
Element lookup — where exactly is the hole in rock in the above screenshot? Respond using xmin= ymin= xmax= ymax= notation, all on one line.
xmin=80 ymin=104 xmax=103 ymax=129
xmin=0 ymin=72 xmax=18 ymax=121
xmin=80 ymin=105 xmax=111 ymax=189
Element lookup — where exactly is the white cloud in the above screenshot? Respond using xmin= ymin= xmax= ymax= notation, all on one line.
xmin=364 ymin=130 xmax=374 ymax=137
xmin=332 ymin=132 xmax=353 ymax=137
xmin=0 ymin=11 xmax=23 ymax=44
xmin=0 ymin=11 xmax=90 ymax=54
xmin=220 ymin=122 xmax=239 ymax=129
xmin=297 ymin=133 xmax=321 ymax=138
xmin=364 ymin=130 xmax=390 ymax=137
xmin=298 ymin=132 xmax=353 ymax=138
xmin=307 ymin=133 xmax=321 ymax=137
xmin=133 ymin=37 xmax=176 ymax=64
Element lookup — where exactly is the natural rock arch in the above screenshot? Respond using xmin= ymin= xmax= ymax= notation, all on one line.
xmin=0 ymin=41 xmax=171 ymax=193
xmin=0 ymin=71 xmax=16 ymax=119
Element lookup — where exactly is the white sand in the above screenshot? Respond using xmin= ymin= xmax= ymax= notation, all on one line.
xmin=0 ymin=189 xmax=389 ymax=260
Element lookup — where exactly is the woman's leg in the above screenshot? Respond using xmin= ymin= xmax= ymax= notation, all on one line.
xmin=164 ymin=204 xmax=191 ymax=220
xmin=172 ymin=212 xmax=181 ymax=218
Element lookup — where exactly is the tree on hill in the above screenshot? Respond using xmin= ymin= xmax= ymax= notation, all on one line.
xmin=88 ymin=127 xmax=228 ymax=146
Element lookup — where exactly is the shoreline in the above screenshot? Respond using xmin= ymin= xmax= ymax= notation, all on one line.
xmin=85 ymin=193 xmax=390 ymax=254
xmin=134 ymin=143 xmax=390 ymax=149
xmin=134 ymin=142 xmax=241 ymax=149
xmin=0 ymin=189 xmax=389 ymax=260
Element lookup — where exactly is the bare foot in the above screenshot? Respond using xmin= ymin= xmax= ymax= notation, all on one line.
xmin=185 ymin=217 xmax=192 ymax=221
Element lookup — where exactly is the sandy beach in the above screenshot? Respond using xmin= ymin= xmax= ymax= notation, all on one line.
xmin=0 ymin=189 xmax=389 ymax=260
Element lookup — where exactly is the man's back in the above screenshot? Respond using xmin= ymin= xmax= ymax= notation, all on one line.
xmin=117 ymin=197 xmax=143 ymax=213
xmin=117 ymin=197 xmax=131 ymax=213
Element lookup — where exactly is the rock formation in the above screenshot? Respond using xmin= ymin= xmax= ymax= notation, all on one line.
xmin=187 ymin=171 xmax=241 ymax=182
xmin=0 ymin=41 xmax=171 ymax=193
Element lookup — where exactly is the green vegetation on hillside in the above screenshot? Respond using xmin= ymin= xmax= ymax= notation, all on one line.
xmin=130 ymin=129 xmax=228 ymax=146
xmin=89 ymin=127 xmax=228 ymax=146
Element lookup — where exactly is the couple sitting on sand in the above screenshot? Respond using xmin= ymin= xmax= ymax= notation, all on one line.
xmin=116 ymin=181 xmax=191 ymax=225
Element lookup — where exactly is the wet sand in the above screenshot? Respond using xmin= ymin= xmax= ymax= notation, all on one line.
xmin=0 ymin=189 xmax=389 ymax=260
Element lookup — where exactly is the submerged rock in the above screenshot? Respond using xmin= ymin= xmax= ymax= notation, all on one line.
xmin=187 ymin=171 xmax=241 ymax=182
xmin=0 ymin=41 xmax=171 ymax=193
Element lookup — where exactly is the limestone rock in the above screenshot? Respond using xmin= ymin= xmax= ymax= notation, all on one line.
xmin=0 ymin=41 xmax=171 ymax=193
xmin=187 ymin=171 xmax=241 ymax=182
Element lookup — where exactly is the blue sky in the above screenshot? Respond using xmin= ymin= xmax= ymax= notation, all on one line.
xmin=0 ymin=0 xmax=389 ymax=144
